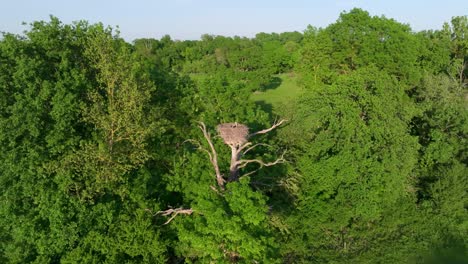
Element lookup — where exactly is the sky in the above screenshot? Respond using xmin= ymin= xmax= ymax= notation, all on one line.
xmin=1 ymin=0 xmax=467 ymax=41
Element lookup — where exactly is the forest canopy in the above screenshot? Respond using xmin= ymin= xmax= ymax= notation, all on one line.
xmin=0 ymin=9 xmax=467 ymax=263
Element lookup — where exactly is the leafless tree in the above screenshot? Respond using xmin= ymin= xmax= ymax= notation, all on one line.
xmin=153 ymin=120 xmax=286 ymax=224
xmin=202 ymin=119 xmax=287 ymax=189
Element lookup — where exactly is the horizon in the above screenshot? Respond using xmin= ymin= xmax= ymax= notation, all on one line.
xmin=1 ymin=0 xmax=467 ymax=41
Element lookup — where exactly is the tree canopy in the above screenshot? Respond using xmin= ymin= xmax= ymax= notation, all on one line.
xmin=1 ymin=10 xmax=467 ymax=263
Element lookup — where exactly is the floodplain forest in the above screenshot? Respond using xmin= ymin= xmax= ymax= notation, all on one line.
xmin=0 ymin=8 xmax=467 ymax=264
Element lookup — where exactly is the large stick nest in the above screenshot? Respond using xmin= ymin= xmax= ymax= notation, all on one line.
xmin=217 ymin=123 xmax=249 ymax=146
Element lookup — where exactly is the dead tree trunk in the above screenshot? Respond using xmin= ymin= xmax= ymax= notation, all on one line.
xmin=203 ymin=119 xmax=286 ymax=188
xmin=152 ymin=120 xmax=286 ymax=224
xmin=229 ymin=145 xmax=241 ymax=181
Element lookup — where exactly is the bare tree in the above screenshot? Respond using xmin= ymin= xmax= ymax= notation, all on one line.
xmin=152 ymin=120 xmax=286 ymax=224
xmin=203 ymin=119 xmax=287 ymax=187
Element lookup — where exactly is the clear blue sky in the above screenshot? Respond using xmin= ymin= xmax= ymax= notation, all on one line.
xmin=1 ymin=0 xmax=467 ymax=41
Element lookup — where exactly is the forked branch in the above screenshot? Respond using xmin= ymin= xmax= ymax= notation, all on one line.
xmin=184 ymin=139 xmax=213 ymax=161
xmin=248 ymin=119 xmax=287 ymax=138
xmin=197 ymin=120 xmax=287 ymax=186
xmin=154 ymin=207 xmax=194 ymax=225
xmin=236 ymin=150 xmax=286 ymax=169
xmin=198 ymin=122 xmax=225 ymax=189
xmin=241 ymin=143 xmax=271 ymax=155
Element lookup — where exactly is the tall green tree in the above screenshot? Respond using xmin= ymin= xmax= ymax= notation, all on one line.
xmin=283 ymin=67 xmax=422 ymax=263
xmin=0 ymin=17 xmax=170 ymax=263
xmin=443 ymin=16 xmax=468 ymax=86
xmin=298 ymin=8 xmax=421 ymax=85
xmin=412 ymin=74 xmax=468 ymax=259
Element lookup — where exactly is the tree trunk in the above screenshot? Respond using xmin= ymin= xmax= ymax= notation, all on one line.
xmin=229 ymin=146 xmax=240 ymax=181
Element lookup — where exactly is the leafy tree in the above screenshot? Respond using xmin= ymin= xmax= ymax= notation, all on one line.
xmin=261 ymin=40 xmax=291 ymax=74
xmin=298 ymin=25 xmax=337 ymax=84
xmin=412 ymin=74 xmax=467 ymax=252
xmin=0 ymin=17 xmax=170 ymax=263
xmin=415 ymin=30 xmax=451 ymax=75
xmin=283 ymin=67 xmax=422 ymax=262
xmin=443 ymin=16 xmax=468 ymax=85
xmin=1 ymin=10 xmax=467 ymax=264
xmin=299 ymin=8 xmax=421 ymax=85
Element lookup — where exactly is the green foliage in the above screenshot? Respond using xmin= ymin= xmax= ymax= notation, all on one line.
xmin=1 ymin=10 xmax=467 ymax=264
xmin=192 ymin=75 xmax=270 ymax=128
xmin=443 ymin=16 xmax=468 ymax=85
xmin=0 ymin=17 xmax=169 ymax=263
xmin=61 ymin=207 xmax=167 ymax=264
xmin=56 ymin=25 xmax=164 ymax=200
xmin=169 ymin=168 xmax=278 ymax=262
xmin=415 ymin=30 xmax=451 ymax=74
xmin=412 ymin=74 xmax=468 ymax=248
xmin=283 ymin=67 xmax=421 ymax=262
xmin=299 ymin=8 xmax=421 ymax=85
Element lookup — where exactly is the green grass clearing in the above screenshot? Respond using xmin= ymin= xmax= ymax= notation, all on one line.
xmin=250 ymin=73 xmax=303 ymax=108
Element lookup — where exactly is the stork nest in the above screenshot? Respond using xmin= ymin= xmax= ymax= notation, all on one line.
xmin=217 ymin=123 xmax=249 ymax=146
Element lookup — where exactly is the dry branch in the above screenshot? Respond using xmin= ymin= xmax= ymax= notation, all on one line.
xmin=184 ymin=139 xmax=213 ymax=160
xmin=154 ymin=207 xmax=194 ymax=225
xmin=197 ymin=120 xmax=287 ymax=186
xmin=198 ymin=122 xmax=225 ymax=189
xmin=248 ymin=119 xmax=287 ymax=138
xmin=241 ymin=143 xmax=271 ymax=155
xmin=240 ymin=168 xmax=261 ymax=178
xmin=236 ymin=151 xmax=286 ymax=169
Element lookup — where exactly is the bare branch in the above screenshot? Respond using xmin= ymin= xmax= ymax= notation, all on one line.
xmin=210 ymin=185 xmax=224 ymax=196
xmin=241 ymin=143 xmax=271 ymax=156
xmin=184 ymin=139 xmax=213 ymax=161
xmin=240 ymin=168 xmax=261 ymax=178
xmin=154 ymin=207 xmax=194 ymax=225
xmin=248 ymin=119 xmax=287 ymax=138
xmin=239 ymin=152 xmax=286 ymax=178
xmin=237 ymin=158 xmax=284 ymax=169
xmin=198 ymin=122 xmax=225 ymax=189
xmin=237 ymin=142 xmax=252 ymax=152
xmin=183 ymin=139 xmax=200 ymax=145
xmin=236 ymin=151 xmax=286 ymax=169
